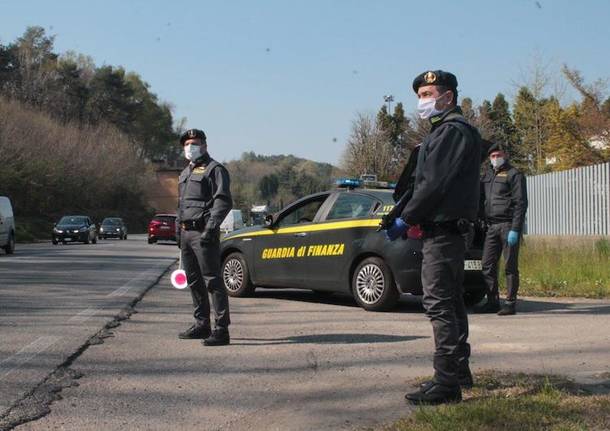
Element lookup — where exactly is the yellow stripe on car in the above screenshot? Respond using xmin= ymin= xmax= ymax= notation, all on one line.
xmin=223 ymin=218 xmax=382 ymax=241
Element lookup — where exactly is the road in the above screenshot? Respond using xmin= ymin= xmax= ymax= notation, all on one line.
xmin=2 ymin=238 xmax=610 ymax=430
xmin=0 ymin=235 xmax=177 ymax=428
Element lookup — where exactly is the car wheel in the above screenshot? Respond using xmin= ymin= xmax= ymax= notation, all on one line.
xmin=463 ymin=288 xmax=487 ymax=307
xmin=222 ymin=252 xmax=255 ymax=297
xmin=4 ymin=232 xmax=15 ymax=254
xmin=124 ymin=235 xmax=127 ymax=240
xmin=92 ymin=235 xmax=97 ymax=244
xmin=52 ymin=238 xmax=58 ymax=245
xmin=83 ymin=235 xmax=90 ymax=244
xmin=352 ymin=257 xmax=399 ymax=311
xmin=148 ymin=238 xmax=155 ymax=244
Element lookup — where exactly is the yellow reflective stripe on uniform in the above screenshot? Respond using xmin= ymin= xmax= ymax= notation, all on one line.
xmin=223 ymin=218 xmax=382 ymax=241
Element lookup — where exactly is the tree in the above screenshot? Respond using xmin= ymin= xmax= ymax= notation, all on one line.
xmin=543 ymin=100 xmax=603 ymax=170
xmin=513 ymin=87 xmax=550 ymax=173
xmin=488 ymin=93 xmax=520 ymax=163
xmin=258 ymin=174 xmax=279 ymax=201
xmin=341 ymin=112 xmax=395 ymax=181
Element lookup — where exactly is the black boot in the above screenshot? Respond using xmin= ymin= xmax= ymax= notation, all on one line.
xmin=497 ymin=302 xmax=516 ymax=316
xmin=420 ymin=370 xmax=473 ymax=391
xmin=406 ymin=382 xmax=462 ymax=405
xmin=203 ymin=328 xmax=230 ymax=346
xmin=475 ymin=297 xmax=500 ymax=314
xmin=178 ymin=323 xmax=211 ymax=339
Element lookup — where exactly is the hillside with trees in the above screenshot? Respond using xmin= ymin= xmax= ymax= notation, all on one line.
xmin=0 ymin=27 xmax=178 ymax=233
xmin=225 ymin=152 xmax=343 ymax=216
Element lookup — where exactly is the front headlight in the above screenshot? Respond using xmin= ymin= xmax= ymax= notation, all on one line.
xmin=54 ymin=228 xmax=63 ymax=233
xmin=100 ymin=227 xmax=104 ymax=232
xmin=116 ymin=228 xmax=120 ymax=232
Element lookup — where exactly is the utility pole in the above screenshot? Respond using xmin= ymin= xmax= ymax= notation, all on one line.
xmin=383 ymin=94 xmax=394 ymax=113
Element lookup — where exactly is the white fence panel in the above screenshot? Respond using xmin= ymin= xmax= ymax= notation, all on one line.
xmin=526 ymin=162 xmax=610 ymax=236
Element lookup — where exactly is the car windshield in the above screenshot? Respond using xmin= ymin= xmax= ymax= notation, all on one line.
xmin=102 ymin=218 xmax=121 ymax=225
xmin=58 ymin=216 xmax=87 ymax=225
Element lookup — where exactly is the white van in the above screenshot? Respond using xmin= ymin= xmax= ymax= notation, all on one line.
xmin=220 ymin=209 xmax=244 ymax=233
xmin=0 ymin=196 xmax=15 ymax=254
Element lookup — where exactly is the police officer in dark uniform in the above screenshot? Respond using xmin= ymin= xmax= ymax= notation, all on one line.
xmin=386 ymin=70 xmax=481 ymax=404
xmin=176 ymin=128 xmax=233 ymax=346
xmin=479 ymin=143 xmax=528 ymax=315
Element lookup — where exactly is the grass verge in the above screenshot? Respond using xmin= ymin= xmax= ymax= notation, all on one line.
xmin=500 ymin=236 xmax=610 ymax=298
xmin=381 ymin=371 xmax=610 ymax=431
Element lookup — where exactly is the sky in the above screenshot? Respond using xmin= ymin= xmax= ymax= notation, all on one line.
xmin=1 ymin=0 xmax=609 ymax=165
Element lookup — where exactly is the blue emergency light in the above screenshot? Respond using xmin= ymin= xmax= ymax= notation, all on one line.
xmin=336 ymin=178 xmax=362 ymax=188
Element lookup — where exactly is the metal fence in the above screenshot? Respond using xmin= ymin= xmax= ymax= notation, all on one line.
xmin=526 ymin=162 xmax=610 ymax=236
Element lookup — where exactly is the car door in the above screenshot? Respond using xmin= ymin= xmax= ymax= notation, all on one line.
xmin=300 ymin=191 xmax=382 ymax=291
xmin=0 ymin=198 xmax=7 ymax=245
xmin=252 ymin=193 xmax=331 ymax=287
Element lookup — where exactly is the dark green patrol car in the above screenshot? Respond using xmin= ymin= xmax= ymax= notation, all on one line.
xmin=220 ymin=181 xmax=486 ymax=311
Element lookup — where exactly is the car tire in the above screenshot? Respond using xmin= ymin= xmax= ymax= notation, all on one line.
xmin=92 ymin=236 xmax=97 ymax=244
xmin=222 ymin=252 xmax=255 ymax=297
xmin=4 ymin=232 xmax=15 ymax=254
xmin=352 ymin=257 xmax=399 ymax=311
xmin=83 ymin=235 xmax=90 ymax=244
xmin=52 ymin=238 xmax=58 ymax=245
xmin=124 ymin=235 xmax=127 ymax=240
xmin=463 ymin=288 xmax=487 ymax=307
xmin=148 ymin=238 xmax=155 ymax=244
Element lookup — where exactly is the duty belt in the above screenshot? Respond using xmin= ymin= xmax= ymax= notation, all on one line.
xmin=421 ymin=219 xmax=471 ymax=236
xmin=180 ymin=219 xmax=205 ymax=231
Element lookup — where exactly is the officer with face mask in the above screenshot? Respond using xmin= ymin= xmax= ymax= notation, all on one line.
xmin=176 ymin=128 xmax=233 ymax=346
xmin=478 ymin=143 xmax=528 ymax=315
xmin=385 ymin=70 xmax=481 ymax=405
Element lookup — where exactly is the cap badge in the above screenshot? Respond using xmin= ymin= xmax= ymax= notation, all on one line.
xmin=188 ymin=129 xmax=196 ymax=138
xmin=424 ymin=71 xmax=437 ymax=84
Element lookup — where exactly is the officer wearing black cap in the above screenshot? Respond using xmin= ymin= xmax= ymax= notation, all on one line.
xmin=176 ymin=128 xmax=233 ymax=346
xmin=385 ymin=70 xmax=481 ymax=404
xmin=479 ymin=143 xmax=528 ymax=315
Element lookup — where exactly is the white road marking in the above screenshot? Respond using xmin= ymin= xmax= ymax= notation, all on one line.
xmin=0 ymin=336 xmax=62 ymax=379
xmin=67 ymin=308 xmax=100 ymax=323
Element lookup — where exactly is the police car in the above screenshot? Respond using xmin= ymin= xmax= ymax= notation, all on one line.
xmin=220 ymin=179 xmax=486 ymax=311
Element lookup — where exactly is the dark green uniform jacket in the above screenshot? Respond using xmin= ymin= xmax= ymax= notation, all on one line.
xmin=481 ymin=162 xmax=528 ymax=231
xmin=400 ymin=107 xmax=481 ymax=224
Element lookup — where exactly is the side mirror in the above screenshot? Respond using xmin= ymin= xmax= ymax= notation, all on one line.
xmin=264 ymin=214 xmax=275 ymax=228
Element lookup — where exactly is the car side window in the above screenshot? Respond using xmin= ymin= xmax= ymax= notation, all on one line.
xmin=277 ymin=196 xmax=327 ymax=227
xmin=325 ymin=193 xmax=377 ymax=221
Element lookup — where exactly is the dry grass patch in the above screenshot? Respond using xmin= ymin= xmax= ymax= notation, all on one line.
xmin=381 ymin=371 xmax=610 ymax=431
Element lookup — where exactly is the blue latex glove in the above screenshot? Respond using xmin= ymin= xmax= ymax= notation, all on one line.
xmin=385 ymin=218 xmax=409 ymax=241
xmin=507 ymin=230 xmax=519 ymax=246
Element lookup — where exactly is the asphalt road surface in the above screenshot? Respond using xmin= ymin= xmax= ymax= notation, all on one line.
xmin=0 ymin=235 xmax=177 ymax=428
xmin=2 ymin=238 xmax=610 ymax=430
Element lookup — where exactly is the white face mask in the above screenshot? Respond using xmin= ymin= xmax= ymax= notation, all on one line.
xmin=184 ymin=144 xmax=202 ymax=161
xmin=491 ymin=157 xmax=505 ymax=169
xmin=417 ymin=91 xmax=450 ymax=119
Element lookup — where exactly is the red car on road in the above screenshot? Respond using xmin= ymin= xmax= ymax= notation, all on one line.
xmin=148 ymin=214 xmax=177 ymax=244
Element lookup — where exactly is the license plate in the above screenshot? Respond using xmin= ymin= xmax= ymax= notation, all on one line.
xmin=64 ymin=238 xmax=72 ymax=242
xmin=464 ymin=260 xmax=482 ymax=270
xmin=160 ymin=226 xmax=171 ymax=230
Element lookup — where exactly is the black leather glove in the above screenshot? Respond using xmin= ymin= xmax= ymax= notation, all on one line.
xmin=200 ymin=227 xmax=217 ymax=244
